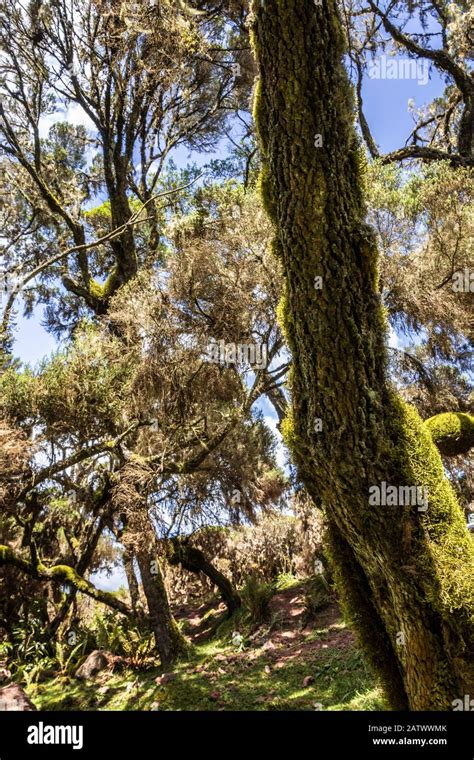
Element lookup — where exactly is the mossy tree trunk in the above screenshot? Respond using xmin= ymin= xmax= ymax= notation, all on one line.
xmin=119 ymin=473 xmax=191 ymax=669
xmin=251 ymin=0 xmax=474 ymax=710
xmin=124 ymin=551 xmax=141 ymax=616
xmin=0 ymin=545 xmax=132 ymax=616
xmin=136 ymin=549 xmax=189 ymax=670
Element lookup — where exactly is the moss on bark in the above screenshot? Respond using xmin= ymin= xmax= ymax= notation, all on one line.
xmin=251 ymin=0 xmax=474 ymax=709
xmin=0 ymin=545 xmax=131 ymax=616
xmin=424 ymin=412 xmax=474 ymax=457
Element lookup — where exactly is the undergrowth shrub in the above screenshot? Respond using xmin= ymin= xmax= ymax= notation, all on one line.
xmin=89 ymin=611 xmax=154 ymax=668
xmin=302 ymin=575 xmax=333 ymax=624
xmin=163 ymin=503 xmax=325 ymax=607
xmin=241 ymin=575 xmax=275 ymax=624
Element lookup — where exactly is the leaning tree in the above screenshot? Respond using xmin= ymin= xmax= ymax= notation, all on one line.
xmin=251 ymin=0 xmax=473 ymax=709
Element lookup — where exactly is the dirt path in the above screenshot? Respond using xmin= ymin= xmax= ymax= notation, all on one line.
xmin=174 ymin=582 xmax=356 ymax=658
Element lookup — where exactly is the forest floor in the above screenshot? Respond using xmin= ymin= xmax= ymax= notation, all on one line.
xmin=26 ymin=580 xmax=387 ymax=711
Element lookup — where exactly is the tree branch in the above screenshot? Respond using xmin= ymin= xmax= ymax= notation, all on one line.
xmin=366 ymin=0 xmax=471 ymax=97
xmin=0 ymin=545 xmax=131 ymax=616
xmin=380 ymin=146 xmax=474 ymax=167
xmin=424 ymin=412 xmax=474 ymax=457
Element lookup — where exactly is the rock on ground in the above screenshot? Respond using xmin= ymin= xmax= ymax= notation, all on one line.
xmin=0 ymin=683 xmax=37 ymax=711
xmin=75 ymin=650 xmax=121 ymax=680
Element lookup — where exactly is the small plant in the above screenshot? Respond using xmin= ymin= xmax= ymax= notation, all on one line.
xmin=241 ymin=575 xmax=275 ymax=624
xmin=89 ymin=611 xmax=154 ymax=668
xmin=119 ymin=629 xmax=155 ymax=669
xmin=5 ymin=617 xmax=53 ymax=684
xmin=53 ymin=640 xmax=88 ymax=677
xmin=0 ymin=639 xmax=13 ymax=660
xmin=302 ymin=575 xmax=333 ymax=624
xmin=275 ymin=572 xmax=300 ymax=591
xmin=231 ymin=631 xmax=245 ymax=651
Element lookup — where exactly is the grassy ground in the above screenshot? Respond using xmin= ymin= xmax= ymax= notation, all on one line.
xmin=25 ymin=581 xmax=388 ymax=712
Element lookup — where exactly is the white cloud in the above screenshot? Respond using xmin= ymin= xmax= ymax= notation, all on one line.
xmin=38 ymin=102 xmax=96 ymax=139
xmin=264 ymin=414 xmax=288 ymax=471
xmin=90 ymin=566 xmax=128 ymax=593
xmin=388 ymin=324 xmax=401 ymax=350
xmin=66 ymin=102 xmax=95 ymax=130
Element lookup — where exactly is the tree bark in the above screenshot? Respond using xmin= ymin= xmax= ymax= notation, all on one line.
xmin=251 ymin=0 xmax=474 ymax=710
xmin=166 ymin=539 xmax=242 ymax=617
xmin=135 ymin=548 xmax=189 ymax=670
xmin=124 ymin=551 xmax=141 ymax=615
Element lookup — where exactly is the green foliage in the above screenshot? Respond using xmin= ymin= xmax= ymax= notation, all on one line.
xmin=90 ymin=612 xmax=154 ymax=668
xmin=5 ymin=616 xmax=86 ymax=686
xmin=0 ymin=324 xmax=133 ymax=437
xmin=26 ymin=614 xmax=386 ymax=712
xmin=302 ymin=576 xmax=333 ymax=622
xmin=9 ymin=611 xmax=51 ymax=665
xmin=274 ymin=572 xmax=300 ymax=592
xmin=83 ymin=200 xmax=113 ymax=224
xmin=241 ymin=575 xmax=275 ymax=624
xmin=52 ymin=640 xmax=88 ymax=677
xmin=0 ymin=366 xmax=35 ymax=422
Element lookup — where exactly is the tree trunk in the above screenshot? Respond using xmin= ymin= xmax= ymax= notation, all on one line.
xmin=251 ymin=0 xmax=474 ymax=709
xmin=135 ymin=549 xmax=189 ymax=670
xmin=124 ymin=551 xmax=141 ymax=615
xmin=166 ymin=539 xmax=241 ymax=617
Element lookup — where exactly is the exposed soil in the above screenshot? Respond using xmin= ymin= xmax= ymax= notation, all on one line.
xmin=175 ymin=582 xmax=355 ymax=660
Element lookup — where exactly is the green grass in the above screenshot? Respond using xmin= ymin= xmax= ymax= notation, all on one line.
xmin=22 ymin=582 xmax=388 ymax=712
xmin=26 ymin=618 xmax=387 ymax=712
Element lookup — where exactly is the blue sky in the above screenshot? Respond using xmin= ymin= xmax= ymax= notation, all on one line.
xmin=363 ymin=65 xmax=443 ymax=153
xmin=12 ymin=59 xmax=445 ymax=364
xmin=6 ymin=52 xmax=447 ymax=591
